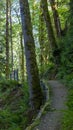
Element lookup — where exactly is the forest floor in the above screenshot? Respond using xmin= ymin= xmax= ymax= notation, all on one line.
xmin=34 ymin=80 xmax=67 ymax=130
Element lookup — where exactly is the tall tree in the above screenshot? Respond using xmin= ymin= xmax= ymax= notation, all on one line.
xmin=41 ymin=0 xmax=57 ymax=51
xmin=39 ymin=8 xmax=45 ymax=70
xmin=13 ymin=6 xmax=25 ymax=83
xmin=19 ymin=0 xmax=43 ymax=110
xmin=39 ymin=1 xmax=50 ymax=73
xmin=20 ymin=32 xmax=25 ymax=83
xmin=5 ymin=0 xmax=9 ymax=79
xmin=9 ymin=0 xmax=13 ymax=71
xmin=49 ymin=0 xmax=61 ymax=37
xmin=70 ymin=0 xmax=73 ymax=25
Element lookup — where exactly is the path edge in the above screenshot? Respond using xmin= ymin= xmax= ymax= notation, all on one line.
xmin=25 ymin=80 xmax=50 ymax=130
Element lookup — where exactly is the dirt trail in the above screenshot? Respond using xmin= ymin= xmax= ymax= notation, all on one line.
xmin=34 ymin=80 xmax=67 ymax=130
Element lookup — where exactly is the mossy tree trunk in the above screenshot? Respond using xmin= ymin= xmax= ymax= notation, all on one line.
xmin=9 ymin=0 xmax=13 ymax=71
xmin=41 ymin=0 xmax=61 ymax=66
xmin=41 ymin=0 xmax=57 ymax=51
xmin=6 ymin=0 xmax=9 ymax=79
xmin=19 ymin=0 xmax=43 ymax=110
xmin=39 ymin=1 xmax=45 ymax=72
xmin=49 ymin=0 xmax=61 ymax=37
xmin=20 ymin=32 xmax=25 ymax=83
xmin=39 ymin=1 xmax=50 ymax=73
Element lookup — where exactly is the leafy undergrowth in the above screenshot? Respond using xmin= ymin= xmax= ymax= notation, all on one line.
xmin=40 ymin=63 xmax=58 ymax=80
xmin=0 ymin=79 xmax=30 ymax=130
xmin=59 ymin=75 xmax=73 ymax=130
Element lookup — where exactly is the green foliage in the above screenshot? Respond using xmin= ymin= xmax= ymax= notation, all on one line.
xmin=57 ymin=28 xmax=73 ymax=79
xmin=0 ymin=80 xmax=29 ymax=130
xmin=59 ymin=76 xmax=73 ymax=130
xmin=58 ymin=36 xmax=73 ymax=129
xmin=0 ymin=47 xmax=5 ymax=78
xmin=57 ymin=7 xmax=73 ymax=128
xmin=40 ymin=62 xmax=58 ymax=80
xmin=0 ymin=0 xmax=73 ymax=129
xmin=62 ymin=110 xmax=73 ymax=130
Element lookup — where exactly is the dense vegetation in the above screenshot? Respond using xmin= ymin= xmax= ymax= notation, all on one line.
xmin=0 ymin=80 xmax=29 ymax=129
xmin=0 ymin=0 xmax=73 ymax=129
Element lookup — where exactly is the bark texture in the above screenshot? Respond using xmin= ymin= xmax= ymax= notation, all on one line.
xmin=39 ymin=2 xmax=45 ymax=71
xmin=41 ymin=0 xmax=57 ymax=51
xmin=6 ymin=0 xmax=9 ymax=79
xmin=49 ymin=0 xmax=61 ymax=37
xmin=19 ymin=0 xmax=43 ymax=110
xmin=20 ymin=32 xmax=25 ymax=83
xmin=9 ymin=0 xmax=13 ymax=71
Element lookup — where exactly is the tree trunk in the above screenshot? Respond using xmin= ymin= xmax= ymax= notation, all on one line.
xmin=9 ymin=0 xmax=13 ymax=71
xmin=39 ymin=2 xmax=45 ymax=72
xmin=41 ymin=0 xmax=57 ymax=51
xmin=70 ymin=0 xmax=73 ymax=25
xmin=19 ymin=0 xmax=43 ymax=110
xmin=6 ymin=0 xmax=9 ymax=79
xmin=49 ymin=0 xmax=61 ymax=37
xmin=20 ymin=32 xmax=25 ymax=83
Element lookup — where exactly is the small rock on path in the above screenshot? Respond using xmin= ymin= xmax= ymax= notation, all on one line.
xmin=34 ymin=80 xmax=67 ymax=130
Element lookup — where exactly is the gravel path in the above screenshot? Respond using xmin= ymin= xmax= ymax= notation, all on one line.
xmin=34 ymin=80 xmax=67 ymax=130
